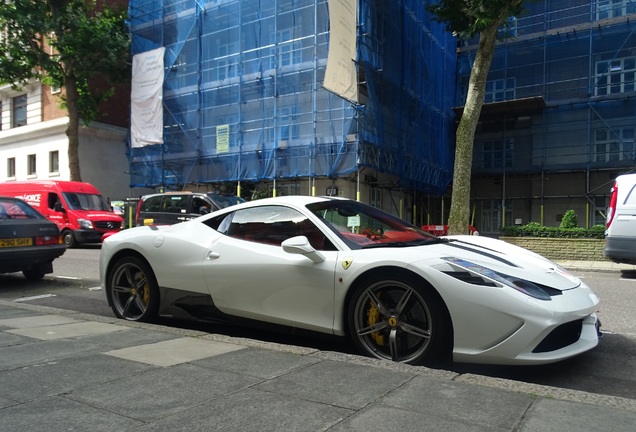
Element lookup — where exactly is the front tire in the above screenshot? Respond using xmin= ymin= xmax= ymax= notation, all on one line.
xmin=62 ymin=229 xmax=76 ymax=248
xmin=106 ymin=256 xmax=159 ymax=322
xmin=347 ymin=274 xmax=450 ymax=365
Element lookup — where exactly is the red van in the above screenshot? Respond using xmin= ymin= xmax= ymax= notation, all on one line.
xmin=0 ymin=180 xmax=123 ymax=247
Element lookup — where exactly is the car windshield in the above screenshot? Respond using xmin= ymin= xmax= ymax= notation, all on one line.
xmin=0 ymin=198 xmax=43 ymax=219
xmin=62 ymin=192 xmax=111 ymax=211
xmin=306 ymin=200 xmax=439 ymax=249
xmin=208 ymin=194 xmax=245 ymax=209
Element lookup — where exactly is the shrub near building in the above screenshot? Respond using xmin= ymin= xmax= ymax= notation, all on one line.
xmin=501 ymin=210 xmax=606 ymax=261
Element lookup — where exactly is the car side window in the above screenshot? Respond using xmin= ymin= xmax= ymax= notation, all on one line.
xmin=193 ymin=196 xmax=211 ymax=214
xmin=48 ymin=193 xmax=60 ymax=210
xmin=161 ymin=195 xmax=188 ymax=213
xmin=214 ymin=205 xmax=334 ymax=250
xmin=141 ymin=196 xmax=162 ymax=212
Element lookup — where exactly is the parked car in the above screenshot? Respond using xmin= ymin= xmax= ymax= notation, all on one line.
xmin=0 ymin=180 xmax=123 ymax=247
xmin=0 ymin=196 xmax=66 ymax=280
xmin=101 ymin=195 xmax=601 ymax=366
xmin=605 ymin=173 xmax=636 ymax=264
xmin=135 ymin=191 xmax=244 ymax=226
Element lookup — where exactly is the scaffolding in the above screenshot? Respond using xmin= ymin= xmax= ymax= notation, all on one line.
xmin=127 ymin=0 xmax=457 ymax=197
xmin=455 ymin=1 xmax=636 ymax=231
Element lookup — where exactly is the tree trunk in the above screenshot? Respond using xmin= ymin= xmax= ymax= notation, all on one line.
xmin=446 ymin=24 xmax=499 ymax=235
xmin=65 ymin=74 xmax=82 ymax=182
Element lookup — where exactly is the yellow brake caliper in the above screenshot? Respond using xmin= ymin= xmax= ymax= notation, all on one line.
xmin=141 ymin=281 xmax=150 ymax=305
xmin=367 ymin=300 xmax=385 ymax=345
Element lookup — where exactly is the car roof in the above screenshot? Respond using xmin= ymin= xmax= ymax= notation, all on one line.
xmin=141 ymin=191 xmax=240 ymax=198
xmin=214 ymin=195 xmax=345 ymax=210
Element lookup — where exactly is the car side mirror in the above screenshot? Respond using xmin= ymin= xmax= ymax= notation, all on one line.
xmin=281 ymin=235 xmax=325 ymax=263
xmin=54 ymin=202 xmax=64 ymax=212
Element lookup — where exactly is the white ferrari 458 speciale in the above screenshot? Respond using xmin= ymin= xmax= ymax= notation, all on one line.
xmin=100 ymin=195 xmax=601 ymax=365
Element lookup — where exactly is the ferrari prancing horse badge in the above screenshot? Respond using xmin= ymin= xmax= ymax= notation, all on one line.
xmin=342 ymin=258 xmax=353 ymax=270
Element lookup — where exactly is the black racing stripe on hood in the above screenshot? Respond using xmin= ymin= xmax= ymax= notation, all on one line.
xmin=445 ymin=240 xmax=520 ymax=268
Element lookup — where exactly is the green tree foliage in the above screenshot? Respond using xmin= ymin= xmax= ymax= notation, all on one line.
xmin=427 ymin=0 xmax=526 ymax=235
xmin=0 ymin=0 xmax=130 ymax=181
xmin=559 ymin=209 xmax=578 ymax=229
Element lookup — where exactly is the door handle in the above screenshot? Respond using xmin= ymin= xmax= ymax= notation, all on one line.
xmin=207 ymin=251 xmax=220 ymax=260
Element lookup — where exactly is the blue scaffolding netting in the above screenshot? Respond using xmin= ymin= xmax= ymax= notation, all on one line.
xmin=457 ymin=2 xmax=636 ymax=176
xmin=127 ymin=0 xmax=457 ymax=195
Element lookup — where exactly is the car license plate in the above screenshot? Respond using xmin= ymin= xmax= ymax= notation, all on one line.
xmin=0 ymin=238 xmax=33 ymax=248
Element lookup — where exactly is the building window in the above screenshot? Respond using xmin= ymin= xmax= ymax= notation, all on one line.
xmin=12 ymin=94 xmax=27 ymax=128
xmin=475 ymin=139 xmax=514 ymax=169
xmin=266 ymin=107 xmax=300 ymax=143
xmin=7 ymin=157 xmax=15 ymax=178
xmin=215 ymin=42 xmax=239 ymax=81
xmin=0 ymin=101 xmax=3 ymax=131
xmin=269 ymin=29 xmax=302 ymax=70
xmin=27 ymin=154 xmax=36 ymax=176
xmin=49 ymin=150 xmax=59 ymax=174
xmin=370 ymin=187 xmax=382 ymax=208
xmin=481 ymin=200 xmax=513 ymax=234
xmin=595 ymin=57 xmax=636 ymax=96
xmin=485 ymin=78 xmax=515 ymax=103
xmin=592 ymin=196 xmax=608 ymax=227
xmin=593 ymin=127 xmax=634 ymax=162
xmin=595 ymin=0 xmax=636 ymax=20
xmin=278 ymin=107 xmax=299 ymax=141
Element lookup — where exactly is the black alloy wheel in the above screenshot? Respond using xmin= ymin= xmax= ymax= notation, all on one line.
xmin=107 ymin=256 xmax=159 ymax=322
xmin=348 ymin=274 xmax=449 ymax=365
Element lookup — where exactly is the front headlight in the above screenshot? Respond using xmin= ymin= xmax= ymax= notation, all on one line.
xmin=442 ymin=257 xmax=552 ymax=301
xmin=77 ymin=218 xmax=94 ymax=229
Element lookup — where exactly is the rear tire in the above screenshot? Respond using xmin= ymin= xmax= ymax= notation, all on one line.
xmin=23 ymin=267 xmax=46 ymax=281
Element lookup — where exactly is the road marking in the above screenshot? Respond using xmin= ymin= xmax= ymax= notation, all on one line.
xmin=13 ymin=294 xmax=57 ymax=303
xmin=55 ymin=276 xmax=81 ymax=280
xmin=88 ymin=286 xmax=102 ymax=291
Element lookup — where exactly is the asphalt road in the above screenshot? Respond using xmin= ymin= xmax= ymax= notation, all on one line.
xmin=1 ymin=246 xmax=635 ymax=400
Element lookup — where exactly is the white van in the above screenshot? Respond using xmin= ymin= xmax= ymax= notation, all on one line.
xmin=604 ymin=173 xmax=636 ymax=264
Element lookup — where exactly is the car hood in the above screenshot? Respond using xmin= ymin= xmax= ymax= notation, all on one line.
xmin=70 ymin=210 xmax=123 ymax=221
xmin=422 ymin=235 xmax=581 ymax=291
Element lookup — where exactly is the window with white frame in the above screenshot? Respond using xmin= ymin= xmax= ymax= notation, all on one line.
xmin=595 ymin=0 xmax=636 ymax=20
xmin=215 ymin=42 xmax=239 ymax=81
xmin=279 ymin=107 xmax=299 ymax=141
xmin=485 ymin=78 xmax=515 ymax=103
xmin=49 ymin=150 xmax=59 ymax=174
xmin=267 ymin=107 xmax=300 ymax=143
xmin=12 ymin=94 xmax=27 ymax=128
xmin=269 ymin=29 xmax=302 ymax=70
xmin=27 ymin=154 xmax=36 ymax=176
xmin=595 ymin=56 xmax=636 ymax=96
xmin=593 ymin=127 xmax=634 ymax=162
xmin=475 ymin=139 xmax=514 ymax=169
xmin=7 ymin=157 xmax=15 ymax=178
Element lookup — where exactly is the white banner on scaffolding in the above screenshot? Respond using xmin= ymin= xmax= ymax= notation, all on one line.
xmin=131 ymin=47 xmax=165 ymax=148
xmin=324 ymin=0 xmax=358 ymax=103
